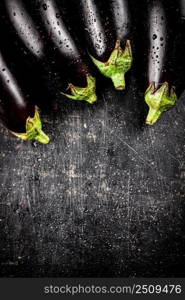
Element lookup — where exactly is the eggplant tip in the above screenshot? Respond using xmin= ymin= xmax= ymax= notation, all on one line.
xmin=145 ymin=82 xmax=177 ymax=125
xmin=11 ymin=107 xmax=50 ymax=144
xmin=146 ymin=120 xmax=154 ymax=125
xmin=62 ymin=76 xmax=97 ymax=104
xmin=111 ymin=73 xmax=125 ymax=90
xmin=87 ymin=94 xmax=97 ymax=104
xmin=34 ymin=130 xmax=50 ymax=144
xmin=146 ymin=107 xmax=162 ymax=125
xmin=90 ymin=39 xmax=132 ymax=91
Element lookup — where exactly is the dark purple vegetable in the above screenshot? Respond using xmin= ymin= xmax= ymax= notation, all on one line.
xmin=2 ymin=0 xmax=62 ymax=104
xmin=37 ymin=0 xmax=97 ymax=104
xmin=0 ymin=51 xmax=49 ymax=143
xmin=106 ymin=0 xmax=133 ymax=88
xmin=143 ymin=0 xmax=179 ymax=124
xmin=5 ymin=0 xmax=97 ymax=104
xmin=67 ymin=0 xmax=132 ymax=90
xmin=5 ymin=0 xmax=44 ymax=60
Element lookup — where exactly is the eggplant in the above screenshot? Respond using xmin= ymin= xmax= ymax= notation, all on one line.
xmin=102 ymin=0 xmax=133 ymax=89
xmin=4 ymin=0 xmax=44 ymax=59
xmin=143 ymin=0 xmax=179 ymax=125
xmin=5 ymin=0 xmax=97 ymax=104
xmin=37 ymin=0 xmax=97 ymax=104
xmin=2 ymin=0 xmax=61 ymax=103
xmin=0 ymin=51 xmax=49 ymax=144
xmin=66 ymin=0 xmax=132 ymax=90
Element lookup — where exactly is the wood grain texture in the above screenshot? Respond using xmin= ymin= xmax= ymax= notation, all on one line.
xmin=0 ymin=77 xmax=185 ymax=277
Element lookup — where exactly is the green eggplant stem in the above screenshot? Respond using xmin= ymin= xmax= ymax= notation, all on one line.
xmin=145 ymin=82 xmax=177 ymax=125
xmin=61 ymin=75 xmax=97 ymax=104
xmin=90 ymin=39 xmax=133 ymax=90
xmin=11 ymin=106 xmax=50 ymax=144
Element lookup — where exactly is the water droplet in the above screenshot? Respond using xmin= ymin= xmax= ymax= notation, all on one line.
xmin=153 ymin=34 xmax=157 ymax=40
xmin=42 ymin=3 xmax=47 ymax=10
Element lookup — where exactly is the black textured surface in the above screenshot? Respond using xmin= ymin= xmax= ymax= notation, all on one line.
xmin=0 ymin=77 xmax=185 ymax=278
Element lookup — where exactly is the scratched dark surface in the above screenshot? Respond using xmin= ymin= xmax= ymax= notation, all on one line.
xmin=0 ymin=75 xmax=185 ymax=278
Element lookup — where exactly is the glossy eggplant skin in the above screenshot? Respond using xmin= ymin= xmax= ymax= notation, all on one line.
xmin=36 ymin=0 xmax=97 ymax=103
xmin=0 ymin=51 xmax=49 ymax=143
xmin=108 ymin=0 xmax=132 ymax=50
xmin=0 ymin=1 xmax=50 ymax=143
xmin=67 ymin=0 xmax=115 ymax=62
xmin=140 ymin=0 xmax=179 ymax=124
xmin=4 ymin=0 xmax=96 ymax=104
xmin=64 ymin=0 xmax=132 ymax=90
xmin=103 ymin=0 xmax=133 ymax=89
xmin=0 ymin=53 xmax=34 ymax=133
xmin=2 ymin=0 xmax=65 ymax=102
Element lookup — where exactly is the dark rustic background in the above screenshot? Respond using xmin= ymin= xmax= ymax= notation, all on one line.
xmin=0 ymin=76 xmax=185 ymax=278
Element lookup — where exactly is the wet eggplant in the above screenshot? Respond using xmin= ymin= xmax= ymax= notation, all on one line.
xmin=143 ymin=0 xmax=179 ymax=124
xmin=5 ymin=0 xmax=97 ymax=104
xmin=37 ymin=0 xmax=97 ymax=104
xmin=3 ymin=0 xmax=61 ymax=103
xmin=0 ymin=51 xmax=49 ymax=144
xmin=65 ymin=0 xmax=132 ymax=90
xmin=102 ymin=0 xmax=133 ymax=89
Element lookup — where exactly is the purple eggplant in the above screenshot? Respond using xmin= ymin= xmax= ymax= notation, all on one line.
xmin=3 ymin=0 xmax=61 ymax=102
xmin=37 ymin=0 xmax=97 ymax=104
xmin=5 ymin=0 xmax=97 ymax=104
xmin=0 ymin=51 xmax=49 ymax=143
xmin=67 ymin=0 xmax=132 ymax=90
xmin=5 ymin=0 xmax=44 ymax=59
xmin=106 ymin=0 xmax=133 ymax=88
xmin=143 ymin=0 xmax=179 ymax=124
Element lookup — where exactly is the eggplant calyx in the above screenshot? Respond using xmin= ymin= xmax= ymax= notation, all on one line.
xmin=145 ymin=82 xmax=177 ymax=125
xmin=11 ymin=106 xmax=50 ymax=144
xmin=90 ymin=39 xmax=132 ymax=90
xmin=61 ymin=76 xmax=97 ymax=104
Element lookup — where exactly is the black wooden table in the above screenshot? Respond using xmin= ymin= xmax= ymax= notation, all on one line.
xmin=0 ymin=77 xmax=185 ymax=277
